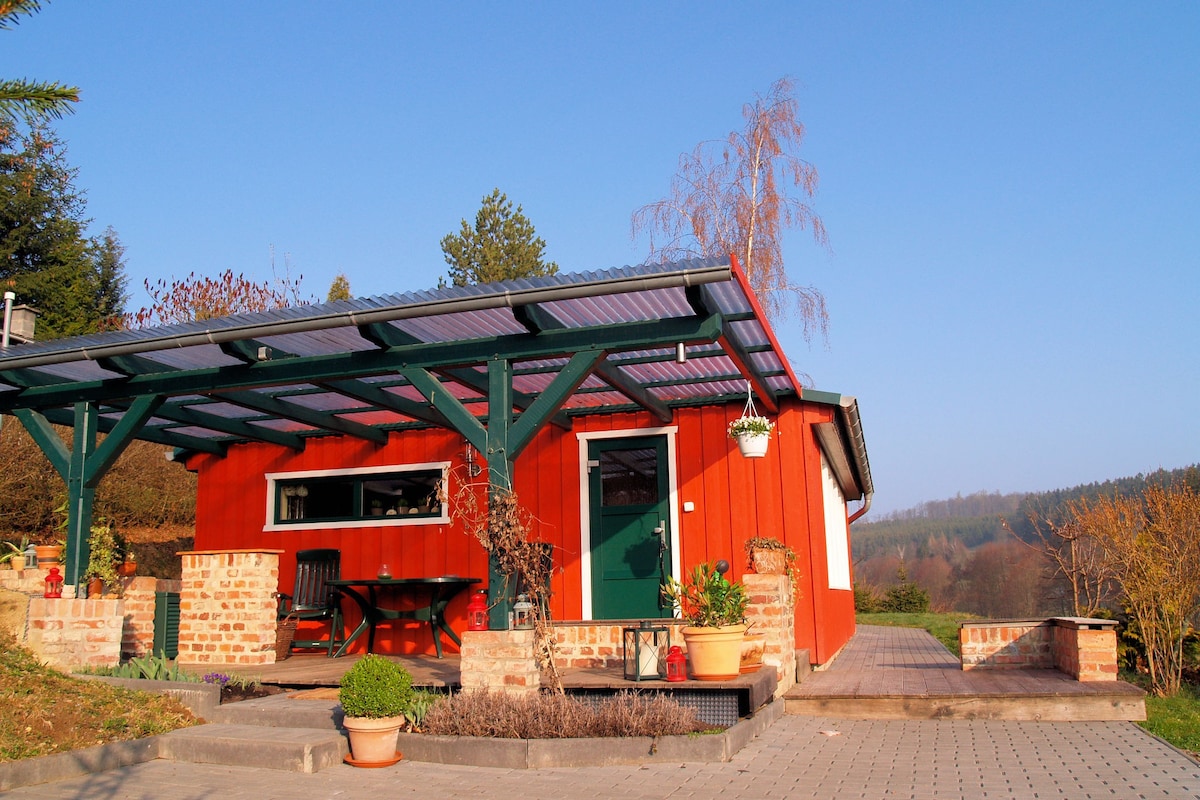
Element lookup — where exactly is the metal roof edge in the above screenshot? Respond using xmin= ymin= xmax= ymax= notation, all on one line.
xmin=0 ymin=260 xmax=734 ymax=372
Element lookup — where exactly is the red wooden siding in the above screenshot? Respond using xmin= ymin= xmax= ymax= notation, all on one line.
xmin=190 ymin=397 xmax=858 ymax=661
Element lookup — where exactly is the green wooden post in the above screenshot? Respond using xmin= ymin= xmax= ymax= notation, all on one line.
xmin=15 ymin=396 xmax=164 ymax=588
xmin=63 ymin=402 xmax=98 ymax=587
xmin=486 ymin=357 xmax=515 ymax=630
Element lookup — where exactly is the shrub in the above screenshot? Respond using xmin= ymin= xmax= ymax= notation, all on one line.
xmin=421 ymin=690 xmax=712 ymax=738
xmin=338 ymin=654 xmax=413 ymax=719
xmin=881 ymin=581 xmax=930 ymax=613
xmin=854 ymin=582 xmax=882 ymax=613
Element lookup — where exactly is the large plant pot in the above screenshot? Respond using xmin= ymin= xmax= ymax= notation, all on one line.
xmin=34 ymin=545 xmax=62 ymax=569
xmin=681 ymin=624 xmax=747 ymax=681
xmin=734 ymin=432 xmax=769 ymax=458
xmin=8 ymin=555 xmax=25 ymax=572
xmin=342 ymin=716 xmax=403 ymax=765
xmin=749 ymin=548 xmax=786 ymax=574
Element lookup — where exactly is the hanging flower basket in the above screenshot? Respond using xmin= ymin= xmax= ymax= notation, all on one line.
xmin=728 ymin=383 xmax=774 ymax=458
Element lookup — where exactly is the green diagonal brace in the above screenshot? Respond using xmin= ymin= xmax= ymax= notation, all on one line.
xmin=508 ymin=350 xmax=604 ymax=459
xmin=17 ymin=398 xmax=166 ymax=586
xmin=400 ymin=368 xmax=487 ymax=453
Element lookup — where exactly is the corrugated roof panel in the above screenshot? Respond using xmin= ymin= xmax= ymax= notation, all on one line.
xmin=0 ymin=259 xmax=810 ymax=450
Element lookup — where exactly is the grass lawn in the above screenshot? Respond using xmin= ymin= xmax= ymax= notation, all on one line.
xmin=857 ymin=612 xmax=1200 ymax=759
xmin=0 ymin=633 xmax=197 ymax=762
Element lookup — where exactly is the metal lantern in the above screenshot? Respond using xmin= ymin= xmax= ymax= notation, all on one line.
xmin=44 ymin=566 xmax=63 ymax=598
xmin=623 ymin=621 xmax=669 ymax=681
xmin=512 ymin=593 xmax=535 ymax=630
xmin=467 ymin=590 xmax=489 ymax=631
xmin=665 ymin=645 xmax=687 ymax=682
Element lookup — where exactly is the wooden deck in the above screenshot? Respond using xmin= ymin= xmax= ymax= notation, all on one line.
xmin=785 ymin=625 xmax=1146 ymax=721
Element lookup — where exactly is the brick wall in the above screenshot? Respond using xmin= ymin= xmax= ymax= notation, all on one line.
xmin=120 ymin=576 xmax=182 ymax=660
xmin=1051 ymin=619 xmax=1119 ymax=681
xmin=551 ymin=622 xmax=687 ymax=671
xmin=960 ymin=618 xmax=1117 ymax=681
xmin=25 ymin=597 xmax=124 ymax=670
xmin=744 ymin=573 xmax=797 ymax=696
xmin=176 ymin=549 xmax=282 ymax=666
xmin=460 ymin=629 xmax=539 ymax=695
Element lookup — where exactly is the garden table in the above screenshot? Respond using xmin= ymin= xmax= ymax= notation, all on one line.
xmin=327 ymin=576 xmax=481 ymax=658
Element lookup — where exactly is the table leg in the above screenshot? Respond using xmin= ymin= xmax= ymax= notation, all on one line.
xmin=330 ymin=585 xmax=372 ymax=658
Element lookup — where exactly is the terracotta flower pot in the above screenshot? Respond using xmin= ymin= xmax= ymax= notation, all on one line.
xmin=740 ymin=633 xmax=766 ymax=673
xmin=342 ymin=715 xmax=403 ymax=764
xmin=34 ymin=544 xmax=62 ymax=569
xmin=117 ymin=561 xmax=137 ymax=577
xmin=681 ymin=624 xmax=747 ymax=681
xmin=750 ymin=548 xmax=786 ymax=575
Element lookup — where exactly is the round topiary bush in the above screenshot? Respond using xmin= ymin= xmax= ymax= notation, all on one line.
xmin=338 ymin=654 xmax=414 ymax=719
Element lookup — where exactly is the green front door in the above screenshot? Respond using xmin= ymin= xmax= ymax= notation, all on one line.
xmin=588 ymin=436 xmax=671 ymax=619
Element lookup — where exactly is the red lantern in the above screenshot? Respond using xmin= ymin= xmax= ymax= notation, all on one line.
xmin=44 ymin=566 xmax=64 ymax=598
xmin=665 ymin=645 xmax=687 ymax=682
xmin=467 ymin=590 xmax=488 ymax=631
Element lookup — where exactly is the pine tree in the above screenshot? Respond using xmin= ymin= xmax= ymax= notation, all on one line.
xmin=0 ymin=123 xmax=123 ymax=338
xmin=327 ymin=272 xmax=351 ymax=301
xmin=440 ymin=189 xmax=558 ymax=287
xmin=0 ymin=1 xmax=79 ymax=123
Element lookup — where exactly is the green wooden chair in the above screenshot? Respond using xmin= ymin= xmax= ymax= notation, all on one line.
xmin=276 ymin=548 xmax=345 ymax=656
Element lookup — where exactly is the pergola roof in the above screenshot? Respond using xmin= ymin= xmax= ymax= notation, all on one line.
xmin=0 ymin=258 xmax=816 ymax=459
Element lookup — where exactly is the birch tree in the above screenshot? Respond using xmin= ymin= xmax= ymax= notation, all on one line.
xmin=633 ymin=77 xmax=828 ymax=336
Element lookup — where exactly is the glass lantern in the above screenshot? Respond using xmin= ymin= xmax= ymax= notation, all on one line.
xmin=623 ymin=621 xmax=669 ymax=681
xmin=513 ymin=593 xmax=535 ymax=630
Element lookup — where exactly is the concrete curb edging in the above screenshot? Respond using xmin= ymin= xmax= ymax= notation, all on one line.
xmin=74 ymin=675 xmax=221 ymax=718
xmin=0 ymin=736 xmax=163 ymax=793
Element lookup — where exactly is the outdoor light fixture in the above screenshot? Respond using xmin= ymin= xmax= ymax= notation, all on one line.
xmin=464 ymin=442 xmax=482 ymax=477
xmin=512 ymin=593 xmax=535 ymax=630
xmin=675 ymin=342 xmax=687 ymax=364
xmin=665 ymin=645 xmax=687 ymax=682
xmin=466 ymin=590 xmax=489 ymax=631
xmin=44 ymin=567 xmax=63 ymax=598
xmin=623 ymin=621 xmax=669 ymax=681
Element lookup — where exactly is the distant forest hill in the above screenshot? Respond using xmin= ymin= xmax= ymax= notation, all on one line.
xmin=852 ymin=465 xmax=1200 ymax=564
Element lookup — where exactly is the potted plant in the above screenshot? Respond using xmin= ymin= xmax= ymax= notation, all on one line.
xmin=83 ymin=520 xmax=121 ymax=598
xmin=745 ymin=535 xmax=800 ymax=581
xmin=728 ymin=414 xmax=774 ymax=458
xmin=662 ymin=562 xmax=749 ymax=680
xmin=1 ymin=536 xmax=30 ymax=571
xmin=339 ymin=653 xmax=413 ymax=766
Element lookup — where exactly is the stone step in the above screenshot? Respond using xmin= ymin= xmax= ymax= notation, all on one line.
xmin=784 ymin=692 xmax=1146 ymax=721
xmin=207 ymin=694 xmax=344 ymax=730
xmin=158 ymin=724 xmax=347 ymax=773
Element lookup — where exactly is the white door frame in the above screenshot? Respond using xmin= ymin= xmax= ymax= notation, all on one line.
xmin=577 ymin=426 xmax=680 ymax=620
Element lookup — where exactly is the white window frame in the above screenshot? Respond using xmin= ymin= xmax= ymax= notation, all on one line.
xmin=820 ymin=451 xmax=853 ymax=590
xmin=263 ymin=461 xmax=451 ymax=532
xmin=576 ymin=427 xmax=680 ymax=620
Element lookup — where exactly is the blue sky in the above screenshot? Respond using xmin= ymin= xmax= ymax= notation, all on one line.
xmin=4 ymin=2 xmax=1197 ymax=515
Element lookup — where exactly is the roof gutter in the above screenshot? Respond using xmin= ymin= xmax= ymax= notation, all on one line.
xmin=0 ymin=263 xmax=733 ymax=372
xmin=838 ymin=396 xmax=874 ymax=524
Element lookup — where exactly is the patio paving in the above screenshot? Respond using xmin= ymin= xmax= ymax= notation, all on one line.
xmin=787 ymin=625 xmax=1147 ymax=721
xmin=5 ymin=713 xmax=1198 ymax=799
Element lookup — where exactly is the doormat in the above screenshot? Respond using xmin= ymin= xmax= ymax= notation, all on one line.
xmin=290 ymin=687 xmax=340 ymax=700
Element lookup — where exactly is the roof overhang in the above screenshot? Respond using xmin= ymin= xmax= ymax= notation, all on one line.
xmin=0 ymin=258 xmax=811 ymax=456
xmin=808 ymin=391 xmax=874 ymax=503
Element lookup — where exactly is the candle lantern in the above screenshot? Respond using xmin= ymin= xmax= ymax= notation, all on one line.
xmin=665 ymin=645 xmax=687 ymax=682
xmin=623 ymin=621 xmax=669 ymax=681
xmin=512 ymin=593 xmax=535 ymax=630
xmin=44 ymin=566 xmax=63 ymax=598
xmin=467 ymin=590 xmax=489 ymax=631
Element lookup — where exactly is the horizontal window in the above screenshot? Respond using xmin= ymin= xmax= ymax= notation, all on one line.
xmin=265 ymin=463 xmax=449 ymax=530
